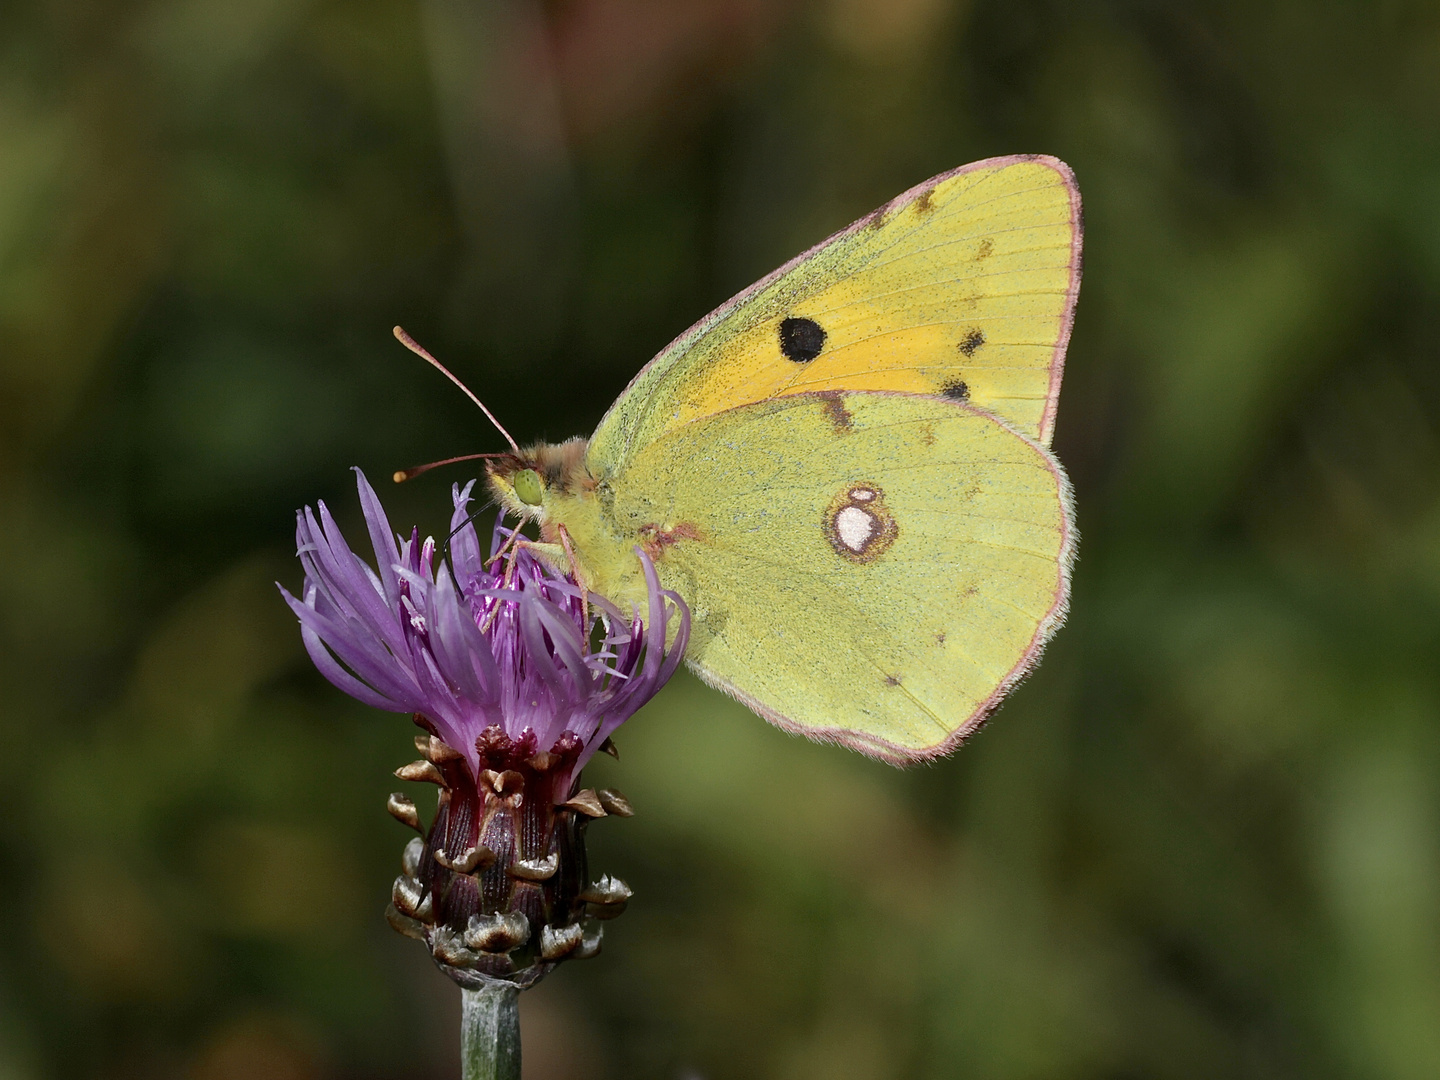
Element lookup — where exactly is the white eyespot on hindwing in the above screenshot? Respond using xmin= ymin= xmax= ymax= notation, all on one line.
xmin=824 ymin=483 xmax=897 ymax=564
xmin=835 ymin=506 xmax=875 ymax=551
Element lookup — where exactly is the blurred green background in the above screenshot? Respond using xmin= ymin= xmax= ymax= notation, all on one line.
xmin=4 ymin=0 xmax=1440 ymax=1077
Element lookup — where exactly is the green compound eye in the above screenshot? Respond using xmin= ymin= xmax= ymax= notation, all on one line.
xmin=513 ymin=468 xmax=544 ymax=506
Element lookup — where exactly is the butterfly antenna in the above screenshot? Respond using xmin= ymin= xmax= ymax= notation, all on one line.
xmin=392 ymin=452 xmax=510 ymax=484
xmin=393 ymin=325 xmax=521 ymax=454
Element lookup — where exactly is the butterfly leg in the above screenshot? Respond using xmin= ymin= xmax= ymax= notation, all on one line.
xmin=503 ymin=531 xmax=589 ymax=647
xmin=555 ymin=524 xmax=590 ymax=646
xmin=474 ymin=527 xmax=527 ymax=633
xmin=508 ymin=539 xmax=568 ymax=576
xmin=484 ymin=523 xmax=523 ymax=570
xmin=477 ymin=535 xmax=568 ymax=633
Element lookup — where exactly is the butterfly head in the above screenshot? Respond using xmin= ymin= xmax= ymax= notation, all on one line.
xmin=485 ymin=437 xmax=591 ymax=524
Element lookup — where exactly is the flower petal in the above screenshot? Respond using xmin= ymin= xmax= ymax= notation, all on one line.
xmin=354 ymin=468 xmax=402 ymax=603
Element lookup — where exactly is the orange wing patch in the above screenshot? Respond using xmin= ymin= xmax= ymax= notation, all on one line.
xmin=667 ymin=158 xmax=1080 ymax=446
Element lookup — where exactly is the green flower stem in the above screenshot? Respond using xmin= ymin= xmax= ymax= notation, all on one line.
xmin=461 ymin=984 xmax=521 ymax=1080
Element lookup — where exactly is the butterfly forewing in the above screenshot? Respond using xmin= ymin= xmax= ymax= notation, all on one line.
xmin=587 ymin=155 xmax=1081 ymax=479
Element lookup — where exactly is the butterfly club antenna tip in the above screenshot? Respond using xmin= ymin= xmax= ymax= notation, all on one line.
xmin=391 ymin=451 xmax=513 ymax=484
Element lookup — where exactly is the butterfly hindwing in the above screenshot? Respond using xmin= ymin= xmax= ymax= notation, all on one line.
xmin=587 ymin=155 xmax=1081 ymax=479
xmin=601 ymin=391 xmax=1075 ymax=761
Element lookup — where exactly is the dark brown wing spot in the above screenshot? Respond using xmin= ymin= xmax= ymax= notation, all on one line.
xmin=914 ymin=187 xmax=936 ymax=215
xmin=817 ymin=392 xmax=852 ymax=433
xmin=941 ymin=380 xmax=969 ymax=402
xmin=779 ymin=317 xmax=826 ymax=362
xmin=959 ymin=329 xmax=985 ymax=356
xmin=976 ymin=238 xmax=994 ymax=260
xmin=885 ymin=674 xmax=902 ymax=687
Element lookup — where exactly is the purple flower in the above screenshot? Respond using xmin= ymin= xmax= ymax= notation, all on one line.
xmin=280 ymin=468 xmax=688 ymax=798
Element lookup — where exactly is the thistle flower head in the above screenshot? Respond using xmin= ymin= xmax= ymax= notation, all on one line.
xmin=280 ymin=468 xmax=688 ymax=797
xmin=280 ymin=469 xmax=688 ymax=985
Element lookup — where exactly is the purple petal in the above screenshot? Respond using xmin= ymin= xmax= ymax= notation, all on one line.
xmin=354 ymin=468 xmax=402 ymax=603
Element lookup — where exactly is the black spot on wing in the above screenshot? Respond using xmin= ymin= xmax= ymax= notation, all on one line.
xmin=941 ymin=380 xmax=969 ymax=402
xmin=959 ymin=329 xmax=985 ymax=356
xmin=779 ymin=317 xmax=826 ymax=363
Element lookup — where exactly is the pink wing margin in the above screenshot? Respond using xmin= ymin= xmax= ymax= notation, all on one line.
xmin=592 ymin=154 xmax=1085 ymax=457
xmin=1031 ymin=157 xmax=1084 ymax=446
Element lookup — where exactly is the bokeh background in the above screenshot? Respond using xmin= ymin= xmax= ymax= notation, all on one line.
xmin=4 ymin=0 xmax=1440 ymax=1077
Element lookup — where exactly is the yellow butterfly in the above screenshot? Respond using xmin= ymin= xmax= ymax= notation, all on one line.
xmin=484 ymin=155 xmax=1080 ymax=764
